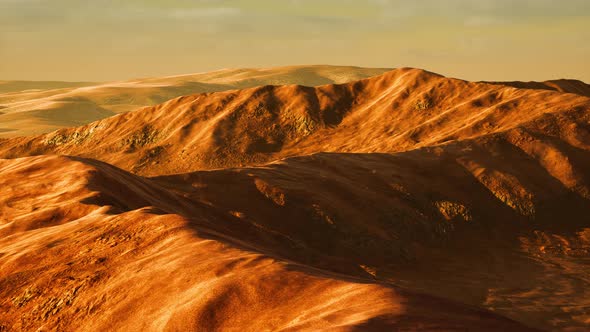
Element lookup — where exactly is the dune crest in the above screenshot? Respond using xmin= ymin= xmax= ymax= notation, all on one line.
xmin=0 ymin=65 xmax=391 ymax=137
xmin=1 ymin=68 xmax=588 ymax=176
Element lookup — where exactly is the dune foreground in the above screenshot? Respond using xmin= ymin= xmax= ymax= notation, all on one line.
xmin=1 ymin=67 xmax=590 ymax=331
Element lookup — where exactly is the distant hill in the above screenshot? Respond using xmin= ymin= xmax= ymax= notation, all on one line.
xmin=486 ymin=78 xmax=590 ymax=97
xmin=0 ymin=65 xmax=391 ymax=137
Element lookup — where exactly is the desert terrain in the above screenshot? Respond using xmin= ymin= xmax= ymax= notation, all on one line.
xmin=1 ymin=66 xmax=590 ymax=331
xmin=0 ymin=65 xmax=390 ymax=138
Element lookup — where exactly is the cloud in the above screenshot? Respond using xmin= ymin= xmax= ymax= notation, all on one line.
xmin=368 ymin=0 xmax=590 ymax=19
xmin=463 ymin=15 xmax=505 ymax=27
xmin=166 ymin=7 xmax=241 ymax=19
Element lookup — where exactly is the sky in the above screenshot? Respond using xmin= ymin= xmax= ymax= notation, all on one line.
xmin=1 ymin=0 xmax=589 ymax=82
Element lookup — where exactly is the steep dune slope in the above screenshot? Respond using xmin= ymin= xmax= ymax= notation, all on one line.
xmin=0 ymin=66 xmax=390 ymax=137
xmin=0 ymin=156 xmax=538 ymax=332
xmin=2 ymin=68 xmax=588 ymax=176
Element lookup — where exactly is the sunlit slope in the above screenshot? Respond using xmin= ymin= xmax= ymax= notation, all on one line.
xmin=0 ymin=65 xmax=391 ymax=137
xmin=2 ymin=68 xmax=587 ymax=176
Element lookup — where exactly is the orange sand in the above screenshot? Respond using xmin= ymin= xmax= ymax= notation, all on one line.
xmin=1 ymin=67 xmax=590 ymax=331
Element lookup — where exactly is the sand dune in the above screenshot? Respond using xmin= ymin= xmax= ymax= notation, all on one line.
xmin=0 ymin=155 xmax=541 ymax=331
xmin=2 ymin=68 xmax=588 ymax=175
xmin=0 ymin=65 xmax=390 ymax=137
xmin=487 ymin=79 xmax=590 ymax=97
xmin=0 ymin=81 xmax=96 ymax=94
xmin=1 ymin=67 xmax=589 ymax=331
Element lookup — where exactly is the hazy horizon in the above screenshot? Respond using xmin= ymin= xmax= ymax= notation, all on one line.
xmin=1 ymin=0 xmax=589 ymax=82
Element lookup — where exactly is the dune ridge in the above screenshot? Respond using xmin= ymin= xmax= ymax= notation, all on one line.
xmin=1 ymin=68 xmax=588 ymax=175
xmin=0 ymin=65 xmax=391 ymax=137
xmin=487 ymin=79 xmax=590 ymax=97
